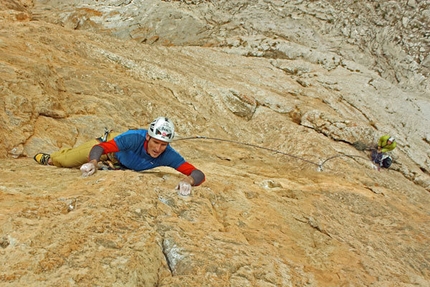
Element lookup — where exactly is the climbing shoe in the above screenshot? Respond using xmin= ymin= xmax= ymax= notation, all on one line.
xmin=33 ymin=153 xmax=51 ymax=165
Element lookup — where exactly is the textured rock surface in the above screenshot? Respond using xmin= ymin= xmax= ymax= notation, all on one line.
xmin=0 ymin=0 xmax=429 ymax=286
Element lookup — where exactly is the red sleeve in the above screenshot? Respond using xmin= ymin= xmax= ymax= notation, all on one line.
xmin=98 ymin=139 xmax=120 ymax=153
xmin=176 ymin=162 xmax=197 ymax=176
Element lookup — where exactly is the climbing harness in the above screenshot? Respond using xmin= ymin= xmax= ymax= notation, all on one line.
xmin=173 ymin=136 xmax=371 ymax=172
xmin=95 ymin=128 xmax=126 ymax=170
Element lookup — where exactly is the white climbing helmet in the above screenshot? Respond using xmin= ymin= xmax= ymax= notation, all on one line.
xmin=147 ymin=117 xmax=175 ymax=143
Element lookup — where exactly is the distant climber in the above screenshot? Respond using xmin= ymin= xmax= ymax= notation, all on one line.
xmin=371 ymin=135 xmax=397 ymax=170
xmin=33 ymin=117 xmax=205 ymax=196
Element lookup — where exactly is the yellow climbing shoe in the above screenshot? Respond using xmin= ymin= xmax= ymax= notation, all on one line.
xmin=33 ymin=153 xmax=51 ymax=165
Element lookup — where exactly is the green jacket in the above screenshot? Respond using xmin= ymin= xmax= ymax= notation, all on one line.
xmin=378 ymin=135 xmax=397 ymax=153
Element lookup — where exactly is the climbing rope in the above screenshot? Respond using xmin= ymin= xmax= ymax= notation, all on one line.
xmin=173 ymin=136 xmax=371 ymax=172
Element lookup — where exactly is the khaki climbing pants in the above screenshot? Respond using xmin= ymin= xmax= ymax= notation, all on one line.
xmin=50 ymin=132 xmax=121 ymax=168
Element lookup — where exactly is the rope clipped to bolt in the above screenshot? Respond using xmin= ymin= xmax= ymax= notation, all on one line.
xmin=173 ymin=136 xmax=370 ymax=171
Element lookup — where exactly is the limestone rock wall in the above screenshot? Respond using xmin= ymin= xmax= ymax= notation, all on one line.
xmin=0 ymin=1 xmax=429 ymax=286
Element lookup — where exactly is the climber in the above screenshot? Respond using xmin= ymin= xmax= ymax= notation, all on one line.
xmin=33 ymin=117 xmax=205 ymax=196
xmin=371 ymin=135 xmax=397 ymax=170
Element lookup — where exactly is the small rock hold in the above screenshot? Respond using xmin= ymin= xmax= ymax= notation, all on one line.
xmin=0 ymin=237 xmax=10 ymax=249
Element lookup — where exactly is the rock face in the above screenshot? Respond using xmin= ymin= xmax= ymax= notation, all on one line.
xmin=0 ymin=0 xmax=429 ymax=286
